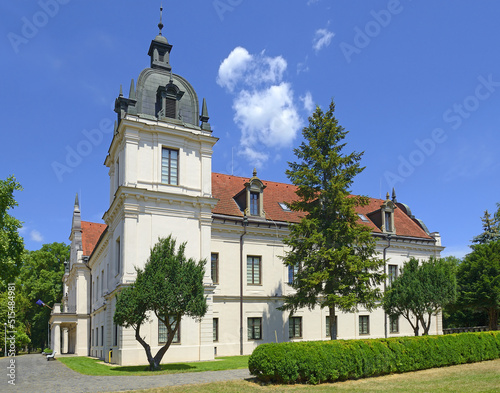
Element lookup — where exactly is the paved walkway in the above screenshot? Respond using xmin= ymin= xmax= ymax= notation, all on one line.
xmin=0 ymin=354 xmax=252 ymax=392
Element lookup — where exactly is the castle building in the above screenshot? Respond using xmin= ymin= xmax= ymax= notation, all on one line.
xmin=49 ymin=16 xmax=444 ymax=365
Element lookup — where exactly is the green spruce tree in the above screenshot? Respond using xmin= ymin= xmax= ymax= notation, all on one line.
xmin=279 ymin=100 xmax=384 ymax=339
xmin=472 ymin=209 xmax=500 ymax=244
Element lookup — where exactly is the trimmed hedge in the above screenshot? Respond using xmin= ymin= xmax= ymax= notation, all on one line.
xmin=248 ymin=331 xmax=500 ymax=384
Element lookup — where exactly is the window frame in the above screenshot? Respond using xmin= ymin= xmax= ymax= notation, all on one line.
xmin=161 ymin=147 xmax=179 ymax=186
xmin=247 ymin=256 xmax=262 ymax=285
xmin=247 ymin=317 xmax=262 ymax=340
xmin=213 ymin=318 xmax=219 ymax=342
xmin=325 ymin=315 xmax=338 ymax=337
xmin=250 ymin=191 xmax=259 ymax=215
xmin=158 ymin=316 xmax=180 ymax=344
xmin=388 ymin=264 xmax=398 ymax=286
xmin=390 ymin=315 xmax=399 ymax=334
xmin=288 ymin=264 xmax=299 ymax=285
xmin=359 ymin=315 xmax=370 ymax=335
xmin=289 ymin=316 xmax=302 ymax=339
xmin=211 ymin=253 xmax=219 ymax=284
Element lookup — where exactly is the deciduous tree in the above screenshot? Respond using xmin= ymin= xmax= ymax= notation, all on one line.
xmin=0 ymin=176 xmax=24 ymax=291
xmin=383 ymin=257 xmax=457 ymax=336
xmin=114 ymin=236 xmax=207 ymax=370
xmin=457 ymin=239 xmax=500 ymax=331
xmin=279 ymin=100 xmax=384 ymax=339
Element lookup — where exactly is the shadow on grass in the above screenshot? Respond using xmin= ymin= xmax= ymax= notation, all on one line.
xmin=110 ymin=363 xmax=196 ymax=373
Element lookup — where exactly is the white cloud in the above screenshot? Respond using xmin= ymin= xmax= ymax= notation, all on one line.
xmin=301 ymin=91 xmax=314 ymax=113
xmin=30 ymin=230 xmax=44 ymax=243
xmin=216 ymin=46 xmax=252 ymax=92
xmin=217 ymin=47 xmax=287 ymax=92
xmin=307 ymin=0 xmax=320 ymax=5
xmin=297 ymin=55 xmax=309 ymax=75
xmin=218 ymin=47 xmax=302 ymax=167
xmin=313 ymin=28 xmax=335 ymax=52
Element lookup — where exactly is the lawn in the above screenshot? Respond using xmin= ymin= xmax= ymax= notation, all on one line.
xmin=58 ymin=355 xmax=249 ymax=376
xmin=108 ymin=359 xmax=500 ymax=393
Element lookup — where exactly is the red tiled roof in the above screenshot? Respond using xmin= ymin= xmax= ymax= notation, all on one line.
xmin=81 ymin=221 xmax=107 ymax=256
xmin=212 ymin=172 xmax=432 ymax=240
xmin=212 ymin=173 xmax=304 ymax=223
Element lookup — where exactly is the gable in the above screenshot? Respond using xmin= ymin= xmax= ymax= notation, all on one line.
xmin=81 ymin=221 xmax=107 ymax=256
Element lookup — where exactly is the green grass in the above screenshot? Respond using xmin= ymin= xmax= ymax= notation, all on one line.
xmin=108 ymin=359 xmax=500 ymax=392
xmin=58 ymin=355 xmax=249 ymax=376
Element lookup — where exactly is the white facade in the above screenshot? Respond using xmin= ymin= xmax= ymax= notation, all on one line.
xmin=49 ymin=26 xmax=444 ymax=366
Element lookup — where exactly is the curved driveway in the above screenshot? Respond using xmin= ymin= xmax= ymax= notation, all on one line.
xmin=0 ymin=354 xmax=251 ymax=392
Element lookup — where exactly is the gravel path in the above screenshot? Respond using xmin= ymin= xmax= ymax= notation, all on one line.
xmin=0 ymin=354 xmax=252 ymax=392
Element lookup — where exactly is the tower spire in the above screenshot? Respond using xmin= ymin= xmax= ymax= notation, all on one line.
xmin=158 ymin=4 xmax=164 ymax=35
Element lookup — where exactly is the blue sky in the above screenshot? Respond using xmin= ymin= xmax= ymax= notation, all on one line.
xmin=1 ymin=1 xmax=499 ymax=258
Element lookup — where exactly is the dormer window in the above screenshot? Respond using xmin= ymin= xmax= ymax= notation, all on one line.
xmin=381 ymin=192 xmax=396 ymax=234
xmin=156 ymin=83 xmax=184 ymax=120
xmin=385 ymin=211 xmax=392 ymax=232
xmin=245 ymin=169 xmax=266 ymax=218
xmin=250 ymin=192 xmax=259 ymax=215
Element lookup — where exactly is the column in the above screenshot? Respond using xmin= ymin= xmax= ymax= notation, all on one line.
xmin=52 ymin=323 xmax=61 ymax=354
xmin=62 ymin=327 xmax=69 ymax=354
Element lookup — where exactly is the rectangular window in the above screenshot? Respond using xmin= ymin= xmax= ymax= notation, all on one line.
xmin=101 ymin=269 xmax=104 ymax=294
xmin=165 ymin=97 xmax=176 ymax=118
xmin=211 ymin=253 xmax=219 ymax=284
xmin=162 ymin=148 xmax=179 ymax=185
xmin=213 ymin=318 xmax=219 ymax=342
xmin=116 ymin=238 xmax=121 ymax=274
xmin=95 ymin=327 xmax=98 ymax=347
xmin=91 ymin=329 xmax=94 ymax=346
xmin=96 ymin=276 xmax=99 ymax=298
xmin=326 ymin=315 xmax=338 ymax=337
xmin=158 ymin=316 xmax=180 ymax=344
xmin=113 ymin=323 xmax=118 ymax=346
xmin=385 ymin=211 xmax=391 ymax=232
xmin=289 ymin=317 xmax=302 ymax=339
xmin=359 ymin=316 xmax=370 ymax=335
xmin=288 ymin=264 xmax=299 ymax=285
xmin=101 ymin=326 xmax=104 ymax=346
xmin=247 ymin=317 xmax=262 ymax=340
xmin=388 ymin=264 xmax=398 ymax=286
xmin=250 ymin=192 xmax=259 ymax=215
xmin=247 ymin=256 xmax=261 ymax=285
xmin=390 ymin=315 xmax=399 ymax=333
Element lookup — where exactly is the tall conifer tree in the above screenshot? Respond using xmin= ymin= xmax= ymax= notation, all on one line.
xmin=279 ymin=100 xmax=384 ymax=339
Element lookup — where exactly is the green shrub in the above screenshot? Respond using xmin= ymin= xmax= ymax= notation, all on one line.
xmin=249 ymin=331 xmax=500 ymax=384
xmin=43 ymin=348 xmax=53 ymax=354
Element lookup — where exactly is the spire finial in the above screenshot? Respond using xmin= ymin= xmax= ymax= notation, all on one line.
xmin=386 ymin=191 xmax=390 ymax=201
xmin=392 ymin=187 xmax=397 ymax=203
xmin=158 ymin=4 xmax=164 ymax=35
xmin=74 ymin=193 xmax=79 ymax=208
xmin=253 ymin=168 xmax=257 ymax=177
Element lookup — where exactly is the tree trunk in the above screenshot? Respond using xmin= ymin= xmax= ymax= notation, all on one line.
xmin=488 ymin=307 xmax=499 ymax=331
xmin=134 ymin=325 xmax=157 ymax=371
xmin=329 ymin=306 xmax=337 ymax=340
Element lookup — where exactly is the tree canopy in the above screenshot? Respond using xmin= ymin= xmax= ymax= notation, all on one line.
xmin=114 ymin=236 xmax=207 ymax=370
xmin=457 ymin=239 xmax=500 ymax=331
xmin=383 ymin=257 xmax=457 ymax=336
xmin=472 ymin=206 xmax=500 ymax=245
xmin=18 ymin=242 xmax=69 ymax=350
xmin=279 ymin=100 xmax=384 ymax=339
xmin=0 ymin=176 xmax=24 ymax=291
